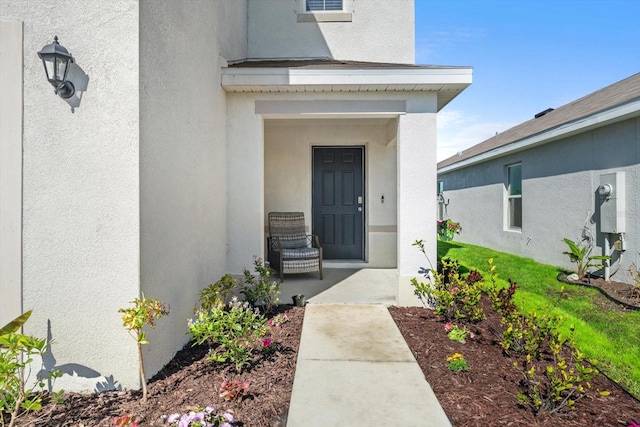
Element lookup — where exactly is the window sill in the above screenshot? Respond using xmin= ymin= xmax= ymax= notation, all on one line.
xmin=297 ymin=12 xmax=353 ymax=22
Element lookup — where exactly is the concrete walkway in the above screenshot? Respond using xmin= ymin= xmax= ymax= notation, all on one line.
xmin=286 ymin=304 xmax=451 ymax=427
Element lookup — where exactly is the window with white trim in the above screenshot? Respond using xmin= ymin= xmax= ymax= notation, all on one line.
xmin=506 ymin=163 xmax=522 ymax=230
xmin=306 ymin=0 xmax=343 ymax=11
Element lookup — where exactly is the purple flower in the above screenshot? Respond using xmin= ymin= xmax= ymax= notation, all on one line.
xmin=167 ymin=413 xmax=180 ymax=423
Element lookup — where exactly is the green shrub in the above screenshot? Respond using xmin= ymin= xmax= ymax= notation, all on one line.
xmin=118 ymin=293 xmax=169 ymax=403
xmin=412 ymin=257 xmax=484 ymax=322
xmin=241 ymin=258 xmax=280 ymax=313
xmin=500 ymin=310 xmax=564 ymax=358
xmin=0 ymin=311 xmax=62 ymax=427
xmin=188 ymin=298 xmax=268 ymax=373
xmin=517 ymin=345 xmax=603 ymax=414
xmin=562 ymin=238 xmax=609 ymax=280
xmin=199 ymin=274 xmax=238 ymax=312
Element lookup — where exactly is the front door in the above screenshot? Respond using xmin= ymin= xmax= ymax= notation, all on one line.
xmin=312 ymin=147 xmax=364 ymax=260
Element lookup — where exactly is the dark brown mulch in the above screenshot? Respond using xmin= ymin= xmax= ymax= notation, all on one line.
xmin=17 ymin=298 xmax=640 ymax=427
xmin=558 ymin=274 xmax=640 ymax=310
xmin=20 ymin=306 xmax=305 ymax=427
xmin=389 ymin=299 xmax=640 ymax=427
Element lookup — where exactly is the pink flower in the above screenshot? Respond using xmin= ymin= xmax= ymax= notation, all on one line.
xmin=262 ymin=338 xmax=272 ymax=347
xmin=444 ymin=322 xmax=453 ymax=332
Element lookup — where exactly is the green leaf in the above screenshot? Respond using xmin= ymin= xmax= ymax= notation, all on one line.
xmin=0 ymin=310 xmax=33 ymax=336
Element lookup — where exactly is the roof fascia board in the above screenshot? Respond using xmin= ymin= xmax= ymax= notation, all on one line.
xmin=438 ymin=98 xmax=640 ymax=174
xmin=222 ymin=67 xmax=472 ymax=88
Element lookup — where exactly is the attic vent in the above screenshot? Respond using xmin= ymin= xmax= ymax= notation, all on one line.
xmin=534 ymin=108 xmax=554 ymax=119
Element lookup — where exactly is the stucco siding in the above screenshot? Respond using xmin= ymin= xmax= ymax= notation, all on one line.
xmin=247 ymin=0 xmax=414 ymax=63
xmin=139 ymin=0 xmax=248 ymax=380
xmin=439 ymin=117 xmax=640 ymax=284
xmin=1 ymin=0 xmax=141 ymax=390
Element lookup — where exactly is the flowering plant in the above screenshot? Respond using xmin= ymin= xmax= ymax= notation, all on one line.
xmin=113 ymin=414 xmax=138 ymax=426
xmin=445 ymin=324 xmax=470 ymax=343
xmin=447 ymin=353 xmax=469 ymax=372
xmin=219 ymin=380 xmax=250 ymax=401
xmin=437 ymin=219 xmax=462 ymax=241
xmin=163 ymin=406 xmax=234 ymax=427
xmin=188 ymin=297 xmax=268 ymax=372
xmin=268 ymin=314 xmax=289 ymax=329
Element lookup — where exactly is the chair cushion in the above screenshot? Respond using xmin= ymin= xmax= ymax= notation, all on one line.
xmin=277 ymin=235 xmax=309 ymax=249
xmin=282 ymin=247 xmax=319 ymax=259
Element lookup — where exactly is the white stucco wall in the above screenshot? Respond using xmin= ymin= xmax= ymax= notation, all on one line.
xmin=264 ymin=119 xmax=397 ymax=267
xmin=438 ymin=117 xmax=640 ymax=284
xmin=397 ymin=98 xmax=438 ymax=306
xmin=1 ymin=0 xmax=141 ymax=390
xmin=247 ymin=0 xmax=415 ymax=63
xmin=0 ymin=20 xmax=23 ymax=327
xmin=227 ymin=91 xmax=438 ymax=307
xmin=139 ymin=0 xmax=248 ymax=380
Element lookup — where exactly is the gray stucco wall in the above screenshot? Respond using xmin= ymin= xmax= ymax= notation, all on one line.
xmin=139 ymin=0 xmax=248 ymax=380
xmin=438 ymin=117 xmax=639 ymax=284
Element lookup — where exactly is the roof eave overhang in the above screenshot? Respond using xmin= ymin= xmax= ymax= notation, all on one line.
xmin=438 ymin=98 xmax=640 ymax=174
xmin=221 ymin=66 xmax=473 ymax=111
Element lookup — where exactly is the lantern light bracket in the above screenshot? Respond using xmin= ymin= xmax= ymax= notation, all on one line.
xmin=37 ymin=36 xmax=76 ymax=99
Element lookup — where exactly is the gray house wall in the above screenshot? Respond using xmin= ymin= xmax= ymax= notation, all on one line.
xmin=438 ymin=117 xmax=639 ymax=283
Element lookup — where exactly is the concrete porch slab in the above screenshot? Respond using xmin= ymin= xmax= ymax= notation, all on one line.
xmin=279 ymin=268 xmax=398 ymax=306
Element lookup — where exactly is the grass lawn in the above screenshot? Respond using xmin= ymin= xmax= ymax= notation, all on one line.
xmin=437 ymin=240 xmax=640 ymax=399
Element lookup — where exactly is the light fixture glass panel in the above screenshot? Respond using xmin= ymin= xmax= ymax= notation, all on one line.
xmin=55 ymin=57 xmax=68 ymax=82
xmin=43 ymin=57 xmax=55 ymax=82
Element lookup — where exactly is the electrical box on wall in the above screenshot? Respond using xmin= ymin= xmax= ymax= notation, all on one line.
xmin=599 ymin=172 xmax=625 ymax=233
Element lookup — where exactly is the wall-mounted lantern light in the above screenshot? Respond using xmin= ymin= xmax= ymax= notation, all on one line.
xmin=37 ymin=36 xmax=75 ymax=99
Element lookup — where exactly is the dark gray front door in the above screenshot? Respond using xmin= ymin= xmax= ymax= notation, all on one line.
xmin=312 ymin=147 xmax=364 ymax=260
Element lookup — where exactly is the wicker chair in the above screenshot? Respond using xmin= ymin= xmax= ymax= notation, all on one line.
xmin=267 ymin=212 xmax=323 ymax=281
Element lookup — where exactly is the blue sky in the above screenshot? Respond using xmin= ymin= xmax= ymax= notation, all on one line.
xmin=414 ymin=0 xmax=640 ymax=161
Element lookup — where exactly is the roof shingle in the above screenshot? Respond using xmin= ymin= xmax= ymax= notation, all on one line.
xmin=438 ymin=72 xmax=640 ymax=169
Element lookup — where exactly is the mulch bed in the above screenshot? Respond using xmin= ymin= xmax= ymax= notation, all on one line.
xmin=389 ymin=299 xmax=640 ymax=427
xmin=20 ymin=306 xmax=305 ymax=427
xmin=558 ymin=274 xmax=640 ymax=310
xmin=16 ymin=291 xmax=640 ymax=427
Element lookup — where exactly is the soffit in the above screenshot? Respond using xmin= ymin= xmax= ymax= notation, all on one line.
xmin=221 ymin=59 xmax=473 ymax=111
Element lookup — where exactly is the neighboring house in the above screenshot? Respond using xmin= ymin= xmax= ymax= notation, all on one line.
xmin=0 ymin=0 xmax=472 ymax=392
xmin=438 ymin=73 xmax=640 ymax=284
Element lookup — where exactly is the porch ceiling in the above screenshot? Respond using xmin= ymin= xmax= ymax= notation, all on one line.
xmin=221 ymin=61 xmax=473 ymax=111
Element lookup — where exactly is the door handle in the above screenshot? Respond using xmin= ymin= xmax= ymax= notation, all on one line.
xmin=358 ymin=207 xmax=362 ymax=212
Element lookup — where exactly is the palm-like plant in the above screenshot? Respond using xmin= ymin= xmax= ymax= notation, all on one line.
xmin=562 ymin=238 xmax=610 ymax=280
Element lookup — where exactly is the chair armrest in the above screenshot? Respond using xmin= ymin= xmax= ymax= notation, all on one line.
xmin=310 ymin=234 xmax=322 ymax=249
xmin=268 ymin=236 xmax=283 ymax=251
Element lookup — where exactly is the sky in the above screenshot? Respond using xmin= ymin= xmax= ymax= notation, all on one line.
xmin=414 ymin=0 xmax=640 ymax=162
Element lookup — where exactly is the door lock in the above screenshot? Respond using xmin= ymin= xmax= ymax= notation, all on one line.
xmin=357 ymin=196 xmax=363 ymax=204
